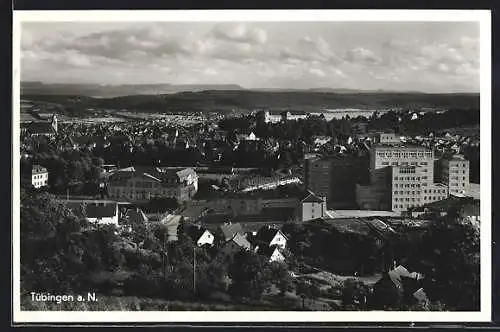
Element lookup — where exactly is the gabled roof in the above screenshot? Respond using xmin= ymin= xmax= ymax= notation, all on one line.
xmin=187 ymin=225 xmax=210 ymax=240
xmin=388 ymin=265 xmax=423 ymax=293
xmin=256 ymin=245 xmax=281 ymax=257
xmin=27 ymin=122 xmax=55 ymax=135
xmin=32 ymin=165 xmax=47 ymax=174
xmin=254 ymin=226 xmax=287 ymax=244
xmin=124 ymin=208 xmax=148 ymax=224
xmin=176 ymin=168 xmax=197 ymax=181
xmin=220 ymin=223 xmax=244 ymax=240
xmin=231 ymin=233 xmax=251 ymax=250
xmin=85 ymin=203 xmax=118 ymax=219
xmin=301 ymin=190 xmax=325 ymax=203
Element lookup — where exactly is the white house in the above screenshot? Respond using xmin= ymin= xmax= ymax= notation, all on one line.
xmin=196 ymin=229 xmax=215 ymax=247
xmin=256 ymin=245 xmax=285 ymax=263
xmin=85 ymin=202 xmax=119 ymax=226
xmin=254 ymin=226 xmax=288 ymax=249
xmin=31 ymin=165 xmax=49 ymax=189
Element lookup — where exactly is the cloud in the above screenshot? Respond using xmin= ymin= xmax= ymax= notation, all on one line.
xmin=278 ymin=36 xmax=342 ymax=65
xmin=20 ymin=23 xmax=480 ymax=92
xmin=210 ymin=23 xmax=267 ymax=45
xmin=381 ymin=37 xmax=479 ymax=80
xmin=343 ymin=47 xmax=382 ymax=65
xmin=309 ymin=68 xmax=326 ymax=77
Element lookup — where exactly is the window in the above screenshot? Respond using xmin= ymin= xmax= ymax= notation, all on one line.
xmin=394 ymin=176 xmax=398 ymax=180
xmin=394 ymin=191 xmax=398 ymax=194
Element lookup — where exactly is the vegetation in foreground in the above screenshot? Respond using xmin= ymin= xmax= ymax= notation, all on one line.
xmin=20 ymin=188 xmax=479 ymax=311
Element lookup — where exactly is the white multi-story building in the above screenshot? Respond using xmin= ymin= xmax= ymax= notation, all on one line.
xmin=356 ymin=135 xmax=452 ymax=213
xmin=32 ymin=165 xmax=49 ymax=188
xmin=441 ymin=154 xmax=470 ymax=196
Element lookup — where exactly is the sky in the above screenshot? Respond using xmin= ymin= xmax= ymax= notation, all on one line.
xmin=20 ymin=21 xmax=480 ymax=93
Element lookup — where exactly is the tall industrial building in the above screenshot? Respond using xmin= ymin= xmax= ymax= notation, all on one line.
xmin=303 ymin=153 xmax=368 ymax=209
xmin=357 ymin=133 xmax=450 ymax=213
xmin=441 ymin=155 xmax=470 ymax=196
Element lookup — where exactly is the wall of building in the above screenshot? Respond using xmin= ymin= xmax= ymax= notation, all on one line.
xmin=108 ymin=174 xmax=196 ymax=202
xmin=32 ymin=171 xmax=49 ymax=188
xmin=441 ymin=158 xmax=470 ymax=196
xmin=304 ymin=155 xmax=365 ymax=209
xmin=301 ymin=201 xmax=326 ymax=221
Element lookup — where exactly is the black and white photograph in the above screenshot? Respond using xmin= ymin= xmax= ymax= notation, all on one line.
xmin=12 ymin=10 xmax=491 ymax=323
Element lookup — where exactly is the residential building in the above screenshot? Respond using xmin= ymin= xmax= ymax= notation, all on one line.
xmin=220 ymin=222 xmax=246 ymax=241
xmin=299 ymin=191 xmax=327 ymax=221
xmin=31 ymin=165 xmax=49 ymax=188
xmin=256 ymin=246 xmax=285 ymax=263
xmin=219 ymin=233 xmax=252 ymax=259
xmin=281 ymin=110 xmax=308 ymax=122
xmin=160 ymin=214 xmax=182 ymax=243
xmin=107 ymin=166 xmax=198 ymax=202
xmin=187 ymin=225 xmax=215 ymax=247
xmin=257 ymin=110 xmax=282 ymax=124
xmin=253 ymin=226 xmax=288 ymax=249
xmin=84 ymin=201 xmax=120 ymax=226
xmin=122 ymin=208 xmax=148 ymax=225
xmin=441 ymin=154 xmax=470 ymax=196
xmin=25 ymin=115 xmax=58 ymax=137
xmin=371 ymin=132 xmax=400 ymax=145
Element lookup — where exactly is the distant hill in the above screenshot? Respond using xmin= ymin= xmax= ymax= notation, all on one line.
xmin=21 ymin=89 xmax=480 ymax=114
xmin=21 ymin=82 xmax=245 ymax=98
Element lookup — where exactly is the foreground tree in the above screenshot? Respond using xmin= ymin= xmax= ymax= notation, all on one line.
xmin=228 ymin=250 xmax=273 ymax=300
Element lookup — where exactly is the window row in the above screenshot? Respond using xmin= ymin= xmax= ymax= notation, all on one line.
xmin=394 ymin=184 xmax=420 ymax=188
xmin=394 ymin=190 xmax=420 ymax=195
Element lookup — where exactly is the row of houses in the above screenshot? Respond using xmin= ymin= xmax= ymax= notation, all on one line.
xmin=187 ymin=222 xmax=288 ymax=263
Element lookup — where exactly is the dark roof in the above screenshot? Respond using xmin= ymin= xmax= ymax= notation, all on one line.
xmin=85 ymin=203 xmax=117 ymax=218
xmin=32 ymin=165 xmax=47 ymax=174
xmin=256 ymin=245 xmax=281 ymax=257
xmin=124 ymin=208 xmax=148 ymax=224
xmin=424 ymin=195 xmax=475 ymax=211
xmin=301 ymin=191 xmax=325 ymax=203
xmin=233 ymin=207 xmax=296 ymax=223
xmin=254 ymin=226 xmax=286 ymax=244
xmin=187 ymin=225 xmax=208 ymax=240
xmin=109 ymin=166 xmax=197 ymax=184
xmin=27 ymin=122 xmax=55 ymax=135
xmin=220 ymin=223 xmax=244 ymax=240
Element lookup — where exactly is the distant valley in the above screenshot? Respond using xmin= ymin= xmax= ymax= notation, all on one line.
xmin=21 ymin=82 xmax=480 ymax=113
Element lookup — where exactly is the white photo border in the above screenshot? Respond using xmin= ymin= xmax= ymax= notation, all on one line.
xmin=11 ymin=9 xmax=492 ymax=323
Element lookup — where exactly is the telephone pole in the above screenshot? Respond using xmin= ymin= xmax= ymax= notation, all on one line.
xmin=193 ymin=247 xmax=196 ymax=296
